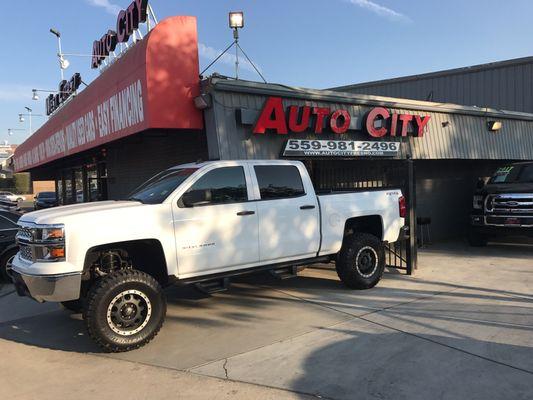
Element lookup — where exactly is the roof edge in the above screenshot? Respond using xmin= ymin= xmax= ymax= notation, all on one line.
xmin=207 ymin=77 xmax=533 ymax=121
xmin=331 ymin=55 xmax=533 ymax=91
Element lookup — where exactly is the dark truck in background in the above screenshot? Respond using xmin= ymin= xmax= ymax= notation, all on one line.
xmin=469 ymin=162 xmax=533 ymax=246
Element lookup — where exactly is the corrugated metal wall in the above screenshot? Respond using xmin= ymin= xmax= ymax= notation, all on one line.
xmin=333 ymin=57 xmax=533 ymax=113
xmin=205 ymin=80 xmax=533 ymax=161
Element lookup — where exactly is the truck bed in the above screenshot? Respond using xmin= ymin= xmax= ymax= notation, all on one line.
xmin=317 ymin=189 xmax=404 ymax=256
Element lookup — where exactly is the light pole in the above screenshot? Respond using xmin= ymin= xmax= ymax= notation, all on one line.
xmin=7 ymin=128 xmax=25 ymax=136
xmin=32 ymin=88 xmax=75 ymax=101
xmin=229 ymin=12 xmax=244 ymax=79
xmin=19 ymin=107 xmax=45 ymax=135
xmin=50 ymin=28 xmax=69 ymax=80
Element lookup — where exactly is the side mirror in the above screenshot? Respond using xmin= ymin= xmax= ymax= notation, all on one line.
xmin=180 ymin=190 xmax=211 ymax=207
xmin=475 ymin=178 xmax=486 ymax=190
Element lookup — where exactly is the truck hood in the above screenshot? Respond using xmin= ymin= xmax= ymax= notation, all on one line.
xmin=19 ymin=201 xmax=146 ymax=225
xmin=483 ymin=183 xmax=533 ymax=194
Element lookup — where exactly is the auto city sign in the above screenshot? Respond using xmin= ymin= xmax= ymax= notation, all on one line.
xmin=253 ymin=97 xmax=431 ymax=137
xmin=91 ymin=0 xmax=149 ymax=68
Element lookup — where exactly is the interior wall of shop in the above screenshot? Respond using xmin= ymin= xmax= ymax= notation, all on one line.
xmin=105 ymin=129 xmax=208 ymax=199
xmin=414 ymin=159 xmax=509 ymax=241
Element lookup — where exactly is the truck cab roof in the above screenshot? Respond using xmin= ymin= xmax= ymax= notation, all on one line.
xmin=168 ymin=159 xmax=304 ymax=170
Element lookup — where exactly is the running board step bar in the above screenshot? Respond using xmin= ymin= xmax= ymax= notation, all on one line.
xmin=194 ymin=278 xmax=231 ymax=294
xmin=270 ymin=265 xmax=299 ymax=280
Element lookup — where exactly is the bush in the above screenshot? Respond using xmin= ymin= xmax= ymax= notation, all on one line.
xmin=13 ymin=173 xmax=31 ymax=194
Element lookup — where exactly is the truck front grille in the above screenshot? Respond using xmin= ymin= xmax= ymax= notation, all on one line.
xmin=19 ymin=245 xmax=33 ymax=262
xmin=16 ymin=226 xmax=33 ymax=242
xmin=485 ymin=194 xmax=533 ymax=215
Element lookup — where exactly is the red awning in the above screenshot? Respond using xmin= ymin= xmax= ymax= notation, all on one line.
xmin=14 ymin=16 xmax=203 ymax=172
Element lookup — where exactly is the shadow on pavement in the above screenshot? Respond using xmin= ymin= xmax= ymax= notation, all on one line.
xmin=287 ymin=327 xmax=533 ymax=400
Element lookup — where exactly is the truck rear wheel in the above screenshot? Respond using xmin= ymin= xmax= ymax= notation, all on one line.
xmin=84 ymin=270 xmax=166 ymax=352
xmin=336 ymin=233 xmax=385 ymax=289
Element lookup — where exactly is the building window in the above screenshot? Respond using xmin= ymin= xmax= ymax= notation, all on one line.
xmin=56 ymin=177 xmax=63 ymax=205
xmin=65 ymin=172 xmax=74 ymax=204
xmin=75 ymin=168 xmax=84 ymax=203
xmin=55 ymin=162 xmax=108 ymax=205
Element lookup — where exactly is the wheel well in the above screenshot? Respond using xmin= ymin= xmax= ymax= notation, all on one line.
xmin=344 ymin=215 xmax=383 ymax=241
xmin=83 ymin=239 xmax=168 ymax=285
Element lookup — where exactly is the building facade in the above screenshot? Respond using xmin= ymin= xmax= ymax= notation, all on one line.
xmin=14 ymin=14 xmax=533 ymax=243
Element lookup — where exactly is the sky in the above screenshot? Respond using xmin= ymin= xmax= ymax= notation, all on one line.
xmin=2 ymin=0 xmax=533 ymax=146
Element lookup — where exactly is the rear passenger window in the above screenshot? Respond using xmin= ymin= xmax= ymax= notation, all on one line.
xmin=254 ymin=165 xmax=305 ymax=200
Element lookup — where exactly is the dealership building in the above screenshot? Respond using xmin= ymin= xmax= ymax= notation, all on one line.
xmin=14 ymin=14 xmax=533 ymax=262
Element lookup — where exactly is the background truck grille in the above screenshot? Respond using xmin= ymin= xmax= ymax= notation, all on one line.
xmin=19 ymin=245 xmax=33 ymax=262
xmin=486 ymin=194 xmax=533 ymax=215
xmin=16 ymin=226 xmax=33 ymax=242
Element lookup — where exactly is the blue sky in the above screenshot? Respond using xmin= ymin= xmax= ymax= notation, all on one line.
xmin=2 ymin=0 xmax=533 ymax=145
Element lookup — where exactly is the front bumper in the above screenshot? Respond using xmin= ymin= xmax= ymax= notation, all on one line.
xmin=10 ymin=269 xmax=81 ymax=303
xmin=470 ymin=215 xmax=533 ymax=238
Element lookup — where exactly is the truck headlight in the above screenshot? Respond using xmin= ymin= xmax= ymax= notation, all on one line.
xmin=41 ymin=227 xmax=64 ymax=242
xmin=473 ymin=195 xmax=483 ymax=209
xmin=39 ymin=246 xmax=66 ymax=261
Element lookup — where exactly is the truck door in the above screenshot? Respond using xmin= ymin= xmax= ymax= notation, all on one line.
xmin=172 ymin=166 xmax=259 ymax=277
xmin=252 ymin=164 xmax=320 ymax=262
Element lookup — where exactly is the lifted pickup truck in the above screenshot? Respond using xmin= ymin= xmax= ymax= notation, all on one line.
xmin=469 ymin=161 xmax=533 ymax=246
xmin=10 ymin=160 xmax=405 ymax=352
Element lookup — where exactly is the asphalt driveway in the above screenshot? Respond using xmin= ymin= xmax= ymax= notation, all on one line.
xmin=1 ymin=241 xmax=532 ymax=400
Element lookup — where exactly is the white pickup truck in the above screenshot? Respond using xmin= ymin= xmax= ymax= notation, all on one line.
xmin=11 ymin=160 xmax=405 ymax=352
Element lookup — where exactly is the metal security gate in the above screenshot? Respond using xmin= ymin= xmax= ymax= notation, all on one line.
xmin=304 ymin=158 xmax=417 ymax=274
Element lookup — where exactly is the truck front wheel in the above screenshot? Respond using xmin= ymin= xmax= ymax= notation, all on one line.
xmin=84 ymin=270 xmax=166 ymax=352
xmin=336 ymin=233 xmax=385 ymax=289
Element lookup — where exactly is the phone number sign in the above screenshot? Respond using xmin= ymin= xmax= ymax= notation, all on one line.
xmin=283 ymin=139 xmax=400 ymax=157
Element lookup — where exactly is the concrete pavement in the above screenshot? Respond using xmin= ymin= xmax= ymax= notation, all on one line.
xmin=1 ymin=241 xmax=532 ymax=399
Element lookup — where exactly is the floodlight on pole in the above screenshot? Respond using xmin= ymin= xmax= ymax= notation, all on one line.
xmin=50 ymin=27 xmax=66 ymax=80
xmin=32 ymin=89 xmax=39 ymax=100
xmin=7 ymin=128 xmax=25 ymax=136
xmin=229 ymin=11 xmax=244 ymax=29
xmin=18 ymin=107 xmax=45 ymax=136
xmin=200 ymin=11 xmax=265 ymax=83
xmin=228 ymin=11 xmax=244 ymax=79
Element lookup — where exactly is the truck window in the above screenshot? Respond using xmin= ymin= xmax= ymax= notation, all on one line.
xmin=254 ymin=165 xmax=305 ymax=200
xmin=128 ymin=168 xmax=198 ymax=204
xmin=489 ymin=164 xmax=533 ymax=184
xmin=179 ymin=167 xmax=248 ymax=207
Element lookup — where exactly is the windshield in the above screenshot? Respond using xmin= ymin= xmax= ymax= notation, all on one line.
xmin=127 ymin=168 xmax=198 ymax=204
xmin=38 ymin=192 xmax=56 ymax=199
xmin=489 ymin=164 xmax=533 ymax=184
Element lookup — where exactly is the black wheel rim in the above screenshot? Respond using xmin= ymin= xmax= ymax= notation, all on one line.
xmin=355 ymin=246 xmax=378 ymax=278
xmin=106 ymin=290 xmax=152 ymax=336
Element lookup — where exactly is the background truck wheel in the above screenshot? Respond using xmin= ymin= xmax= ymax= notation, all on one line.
xmin=467 ymin=231 xmax=488 ymax=247
xmin=84 ymin=269 xmax=166 ymax=352
xmin=61 ymin=299 xmax=85 ymax=313
xmin=0 ymin=249 xmax=18 ymax=282
xmin=336 ymin=233 xmax=385 ymax=289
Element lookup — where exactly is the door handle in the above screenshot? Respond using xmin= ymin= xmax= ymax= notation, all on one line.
xmin=236 ymin=210 xmax=255 ymax=216
xmin=300 ymin=205 xmax=316 ymax=210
